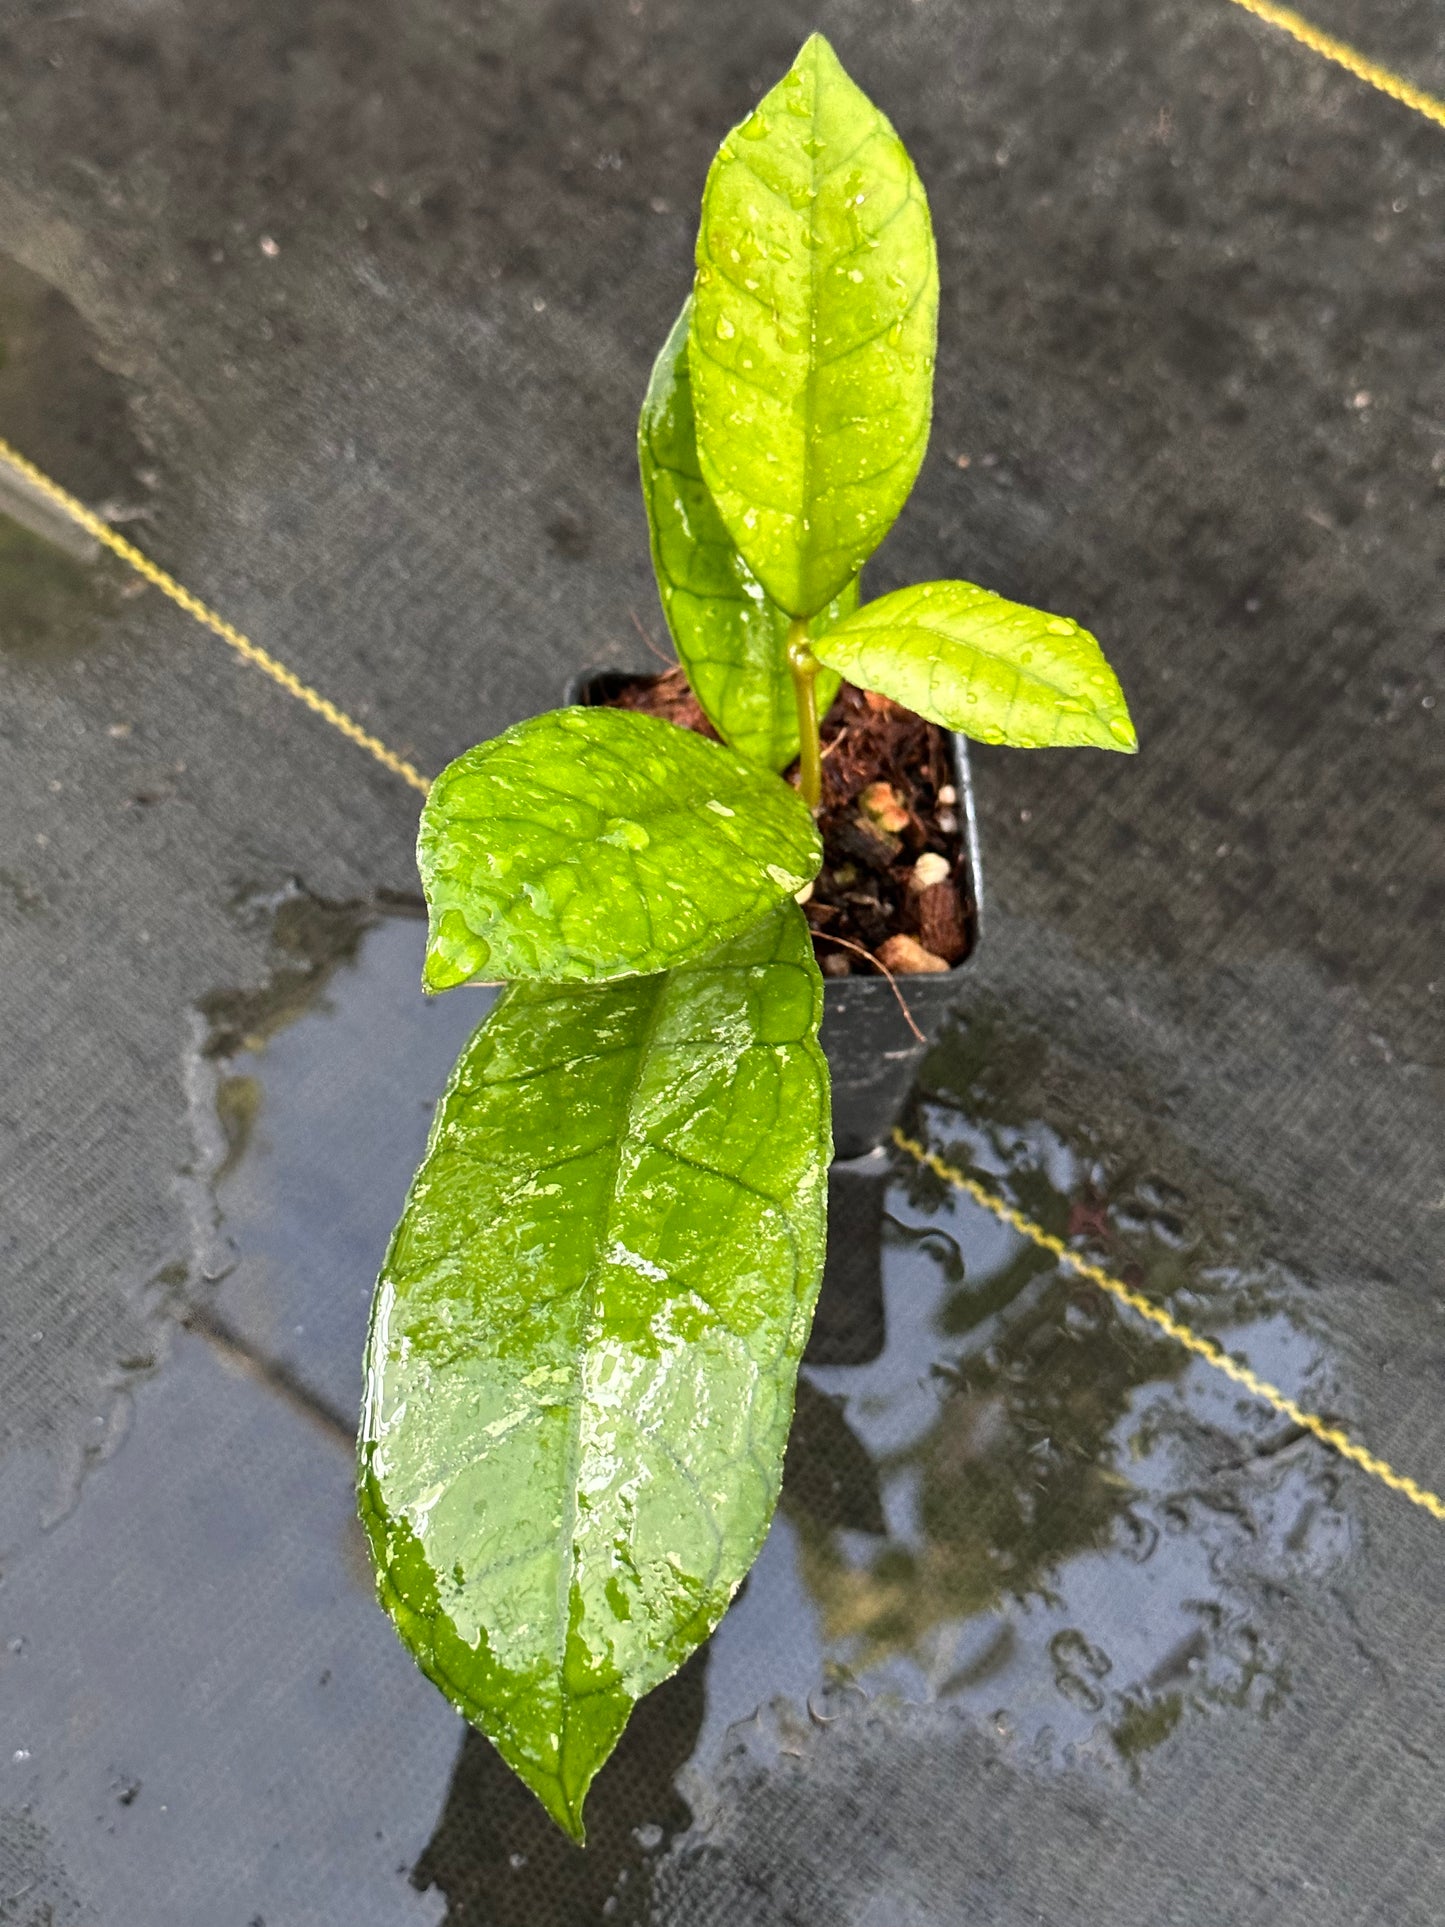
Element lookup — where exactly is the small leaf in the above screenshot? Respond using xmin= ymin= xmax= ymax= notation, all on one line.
xmin=638 ymin=297 xmax=851 ymax=771
xmin=810 ymin=581 xmax=1138 ymax=752
xmin=418 ymin=706 xmax=822 ymax=988
xmin=689 ymin=33 xmax=938 ymax=618
xmin=359 ymin=905 xmax=830 ymax=1841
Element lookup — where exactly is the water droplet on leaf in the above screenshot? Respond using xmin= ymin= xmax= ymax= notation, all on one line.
xmin=426 ymin=911 xmax=491 ymax=991
xmin=602 ymin=818 xmax=651 ymax=851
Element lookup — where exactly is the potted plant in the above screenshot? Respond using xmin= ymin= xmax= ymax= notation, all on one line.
xmin=359 ymin=33 xmax=1135 ymax=1843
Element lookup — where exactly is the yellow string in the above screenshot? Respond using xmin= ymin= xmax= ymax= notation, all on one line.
xmin=0 ymin=435 xmax=432 ymax=798
xmin=893 ymin=1129 xmax=1445 ymax=1523
xmin=1224 ymin=0 xmax=1445 ymax=130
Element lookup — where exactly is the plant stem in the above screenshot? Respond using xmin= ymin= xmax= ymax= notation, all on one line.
xmin=787 ymin=618 xmax=823 ymax=813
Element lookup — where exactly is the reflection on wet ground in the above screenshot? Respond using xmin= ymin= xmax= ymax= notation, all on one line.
xmin=1 ymin=901 xmax=1354 ymax=1925
xmin=0 ymin=251 xmax=151 ymax=653
xmin=751 ymin=1075 xmax=1350 ymax=1767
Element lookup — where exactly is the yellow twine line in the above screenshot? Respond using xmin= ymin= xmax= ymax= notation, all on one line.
xmin=893 ymin=1128 xmax=1445 ymax=1524
xmin=0 ymin=435 xmax=432 ymax=798
xmin=1224 ymin=0 xmax=1445 ymax=130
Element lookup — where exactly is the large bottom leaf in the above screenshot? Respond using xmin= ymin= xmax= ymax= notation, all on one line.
xmin=358 ymin=904 xmax=830 ymax=1841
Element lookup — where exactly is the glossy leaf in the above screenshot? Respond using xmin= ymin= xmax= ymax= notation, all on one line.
xmin=810 ymin=581 xmax=1138 ymax=752
xmin=638 ymin=298 xmax=850 ymax=771
xmin=689 ymin=32 xmax=938 ymax=618
xmin=359 ymin=905 xmax=830 ymax=1841
xmin=418 ymin=705 xmax=821 ymax=989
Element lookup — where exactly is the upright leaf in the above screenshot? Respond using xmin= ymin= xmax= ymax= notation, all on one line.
xmin=639 ymin=298 xmax=850 ymax=771
xmin=810 ymin=581 xmax=1138 ymax=751
xmin=419 ymin=706 xmax=821 ymax=989
xmin=359 ymin=905 xmax=830 ymax=1841
xmin=689 ymin=33 xmax=939 ymax=618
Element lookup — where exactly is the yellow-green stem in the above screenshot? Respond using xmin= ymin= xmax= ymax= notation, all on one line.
xmin=787 ymin=618 xmax=823 ymax=813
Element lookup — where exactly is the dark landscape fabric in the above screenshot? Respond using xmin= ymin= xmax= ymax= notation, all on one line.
xmin=0 ymin=2 xmax=1442 ymax=1922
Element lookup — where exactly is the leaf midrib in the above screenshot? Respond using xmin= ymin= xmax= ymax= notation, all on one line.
xmin=718 ymin=88 xmax=921 ymax=610
xmin=551 ymin=965 xmax=672 ymax=1798
xmin=800 ymin=58 xmax=820 ymax=603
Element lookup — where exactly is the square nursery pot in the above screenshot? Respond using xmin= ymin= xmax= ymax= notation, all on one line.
xmin=816 ymin=726 xmax=980 ymax=1160
xmin=568 ymin=669 xmax=983 ymax=1163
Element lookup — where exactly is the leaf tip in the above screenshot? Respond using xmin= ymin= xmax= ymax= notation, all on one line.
xmin=512 ymin=1689 xmax=633 ymax=1847
xmin=790 ymin=31 xmax=868 ymax=113
xmin=793 ymin=28 xmax=849 ymax=80
xmin=559 ymin=1803 xmax=589 ymax=1849
xmin=530 ymin=1774 xmax=589 ymax=1847
xmin=796 ymin=27 xmax=835 ymax=61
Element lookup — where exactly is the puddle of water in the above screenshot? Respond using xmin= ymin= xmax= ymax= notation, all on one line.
xmin=197 ymin=907 xmax=1355 ymax=1921
xmin=0 ymin=1327 xmax=458 ymax=1927
xmin=2 ymin=899 xmax=1354 ymax=1926
xmin=182 ymin=885 xmax=494 ymax=1426
xmin=699 ymin=1102 xmax=1349 ymax=1789
xmin=0 ymin=250 xmax=153 ymax=654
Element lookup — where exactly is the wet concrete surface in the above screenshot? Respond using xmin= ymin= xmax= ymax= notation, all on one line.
xmin=1 ymin=0 xmax=1442 ymax=1920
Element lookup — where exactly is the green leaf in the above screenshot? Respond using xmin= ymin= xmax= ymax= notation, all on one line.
xmin=418 ymin=705 xmax=822 ymax=989
xmin=689 ymin=32 xmax=938 ymax=618
xmin=359 ymin=904 xmax=830 ymax=1841
xmin=809 ymin=581 xmax=1138 ymax=752
xmin=639 ymin=297 xmax=851 ymax=771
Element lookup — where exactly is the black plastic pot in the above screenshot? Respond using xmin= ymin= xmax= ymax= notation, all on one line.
xmin=567 ymin=670 xmax=983 ymax=1162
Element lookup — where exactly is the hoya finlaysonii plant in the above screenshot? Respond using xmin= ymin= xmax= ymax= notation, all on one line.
xmin=359 ymin=34 xmax=1136 ymax=1841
